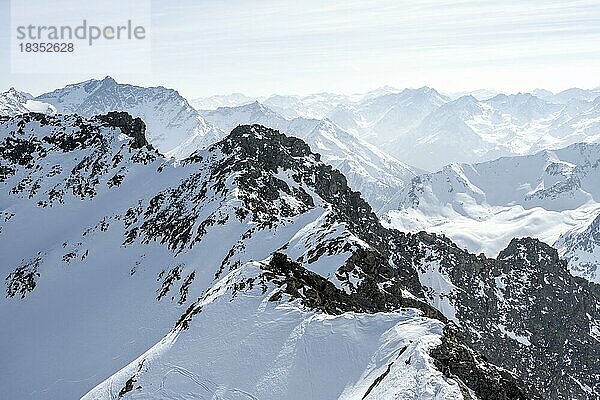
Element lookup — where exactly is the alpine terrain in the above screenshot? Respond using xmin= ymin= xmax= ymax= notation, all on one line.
xmin=199 ymin=101 xmax=422 ymax=211
xmin=384 ymin=142 xmax=600 ymax=284
xmin=1 ymin=111 xmax=598 ymax=400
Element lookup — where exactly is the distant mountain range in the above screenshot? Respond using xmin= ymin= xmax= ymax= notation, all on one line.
xmin=199 ymin=102 xmax=422 ymax=211
xmin=191 ymin=86 xmax=600 ymax=171
xmin=5 ymin=80 xmax=600 ymax=172
xmin=383 ymin=142 xmax=600 ymax=283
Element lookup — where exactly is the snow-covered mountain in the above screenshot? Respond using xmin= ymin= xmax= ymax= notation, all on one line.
xmin=188 ymin=86 xmax=600 ymax=172
xmin=200 ymin=87 xmax=404 ymax=121
xmin=200 ymin=101 xmax=301 ymax=135
xmin=384 ymin=142 xmax=600 ymax=265
xmin=303 ymin=119 xmax=422 ymax=211
xmin=1 ymin=114 xmax=598 ymax=399
xmin=327 ymin=87 xmax=450 ymax=144
xmin=0 ymin=114 xmax=495 ymax=399
xmin=556 ymin=213 xmax=600 ymax=283
xmin=388 ymin=93 xmax=600 ymax=170
xmin=531 ymin=88 xmax=554 ymax=100
xmin=446 ymin=89 xmax=500 ymax=101
xmin=261 ymin=92 xmax=351 ymax=120
xmin=550 ymin=87 xmax=600 ymax=104
xmin=191 ymin=87 xmax=404 ymax=119
xmin=36 ymin=77 xmax=222 ymax=158
xmin=199 ymin=102 xmax=421 ymax=211
xmin=191 ymin=93 xmax=256 ymax=110
xmin=0 ymin=88 xmax=55 ymax=117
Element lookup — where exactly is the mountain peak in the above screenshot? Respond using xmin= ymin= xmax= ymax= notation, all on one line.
xmin=101 ymin=75 xmax=117 ymax=84
xmin=2 ymin=87 xmax=28 ymax=99
xmin=402 ymin=86 xmax=438 ymax=96
xmin=248 ymin=100 xmax=272 ymax=112
xmin=96 ymin=76 xmax=118 ymax=89
xmin=224 ymin=124 xmax=317 ymax=162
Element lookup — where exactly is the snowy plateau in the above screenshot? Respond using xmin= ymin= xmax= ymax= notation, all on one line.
xmin=0 ymin=78 xmax=599 ymax=400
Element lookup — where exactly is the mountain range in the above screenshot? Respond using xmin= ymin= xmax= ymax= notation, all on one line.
xmin=1 ymin=113 xmax=599 ymax=399
xmin=383 ymin=142 xmax=600 ymax=281
xmin=194 ymin=86 xmax=600 ymax=171
xmin=1 ymin=77 xmax=600 ymax=399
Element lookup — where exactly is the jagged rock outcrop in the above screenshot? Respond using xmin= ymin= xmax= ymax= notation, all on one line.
xmin=402 ymin=232 xmax=600 ymax=399
xmin=96 ymin=111 xmax=149 ymax=149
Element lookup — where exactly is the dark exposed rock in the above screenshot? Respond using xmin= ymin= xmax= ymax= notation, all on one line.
xmin=156 ymin=265 xmax=182 ymax=301
xmin=403 ymin=232 xmax=600 ymax=399
xmin=95 ymin=111 xmax=149 ymax=149
xmin=5 ymin=256 xmax=42 ymax=299
xmin=261 ymin=252 xmax=440 ymax=320
xmin=178 ymin=271 xmax=195 ymax=305
xmin=117 ymin=360 xmax=144 ymax=398
xmin=431 ymin=324 xmax=537 ymax=400
xmin=361 ymin=347 xmax=406 ymax=400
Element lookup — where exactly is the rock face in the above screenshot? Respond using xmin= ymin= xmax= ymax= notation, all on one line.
xmin=404 ymin=233 xmax=600 ymax=398
xmin=1 ymin=117 xmax=598 ymax=399
xmin=96 ymin=111 xmax=149 ymax=149
xmin=430 ymin=324 xmax=531 ymax=400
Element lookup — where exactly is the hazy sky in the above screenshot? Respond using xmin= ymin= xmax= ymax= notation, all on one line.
xmin=1 ymin=0 xmax=600 ymax=98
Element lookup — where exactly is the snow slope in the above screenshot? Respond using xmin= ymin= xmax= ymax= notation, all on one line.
xmin=36 ymin=77 xmax=222 ymax=158
xmin=83 ymin=261 xmax=463 ymax=400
